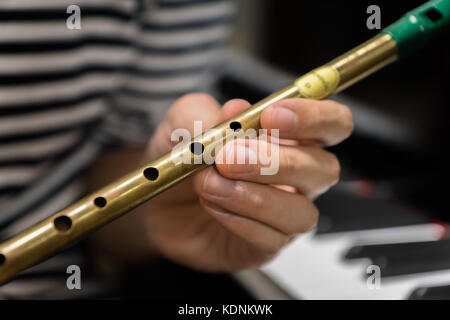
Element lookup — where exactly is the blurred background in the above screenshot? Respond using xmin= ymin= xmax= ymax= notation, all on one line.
xmin=223 ymin=0 xmax=450 ymax=300
xmin=1 ymin=0 xmax=449 ymax=300
xmin=230 ymin=0 xmax=450 ymax=220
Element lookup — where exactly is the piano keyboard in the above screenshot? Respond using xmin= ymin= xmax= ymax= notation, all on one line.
xmin=234 ymin=180 xmax=450 ymax=300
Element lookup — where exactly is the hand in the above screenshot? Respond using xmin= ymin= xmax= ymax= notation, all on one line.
xmin=135 ymin=93 xmax=353 ymax=272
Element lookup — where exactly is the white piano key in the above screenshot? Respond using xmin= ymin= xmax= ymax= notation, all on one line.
xmin=258 ymin=223 xmax=450 ymax=299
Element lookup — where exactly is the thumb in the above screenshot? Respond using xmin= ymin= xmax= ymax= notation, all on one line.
xmin=147 ymin=93 xmax=221 ymax=160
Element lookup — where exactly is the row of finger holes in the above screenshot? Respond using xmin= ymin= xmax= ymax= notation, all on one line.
xmin=52 ymin=170 xmax=156 ymax=234
xmin=51 ymin=121 xmax=243 ymax=235
xmin=6 ymin=196 xmax=107 ymax=264
xmin=189 ymin=121 xmax=241 ymax=156
xmin=4 ymin=198 xmax=107 ymax=263
xmin=53 ymin=196 xmax=106 ymax=233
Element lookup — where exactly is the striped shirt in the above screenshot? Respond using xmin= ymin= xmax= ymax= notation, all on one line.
xmin=0 ymin=0 xmax=233 ymax=298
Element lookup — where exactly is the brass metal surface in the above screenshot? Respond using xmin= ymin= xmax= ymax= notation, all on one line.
xmin=330 ymin=33 xmax=399 ymax=92
xmin=0 ymin=34 xmax=398 ymax=284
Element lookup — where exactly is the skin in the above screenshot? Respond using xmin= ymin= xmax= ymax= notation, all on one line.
xmin=87 ymin=93 xmax=353 ymax=273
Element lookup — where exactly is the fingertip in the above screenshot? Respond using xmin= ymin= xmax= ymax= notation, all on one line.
xmin=220 ymin=99 xmax=251 ymax=121
xmin=214 ymin=145 xmax=235 ymax=178
xmin=214 ymin=140 xmax=250 ymax=178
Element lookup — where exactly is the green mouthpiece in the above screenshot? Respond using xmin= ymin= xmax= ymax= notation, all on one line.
xmin=381 ymin=0 xmax=450 ymax=58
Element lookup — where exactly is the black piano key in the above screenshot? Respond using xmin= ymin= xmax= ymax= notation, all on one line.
xmin=344 ymin=239 xmax=450 ymax=278
xmin=408 ymin=284 xmax=450 ymax=300
xmin=316 ymin=185 xmax=429 ymax=234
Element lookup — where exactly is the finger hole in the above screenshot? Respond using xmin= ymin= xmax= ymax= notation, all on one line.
xmin=190 ymin=142 xmax=205 ymax=155
xmin=229 ymin=121 xmax=242 ymax=132
xmin=94 ymin=196 xmax=107 ymax=208
xmin=144 ymin=167 xmax=159 ymax=181
xmin=54 ymin=216 xmax=72 ymax=232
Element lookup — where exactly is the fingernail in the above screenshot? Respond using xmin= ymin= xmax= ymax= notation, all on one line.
xmin=203 ymin=170 xmax=235 ymax=197
xmin=272 ymin=106 xmax=297 ymax=132
xmin=225 ymin=143 xmax=257 ymax=173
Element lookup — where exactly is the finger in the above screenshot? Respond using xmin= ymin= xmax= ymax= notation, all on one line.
xmin=147 ymin=93 xmax=221 ymax=159
xmin=260 ymin=98 xmax=354 ymax=146
xmin=214 ymin=138 xmax=341 ymax=198
xmin=198 ymin=197 xmax=289 ymax=256
xmin=219 ymin=99 xmax=252 ymax=121
xmin=194 ymin=168 xmax=319 ymax=235
xmin=219 ymin=99 xmax=301 ymax=147
xmin=168 ymin=92 xmax=221 ymax=132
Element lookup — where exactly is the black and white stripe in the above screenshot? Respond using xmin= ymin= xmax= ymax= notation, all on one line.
xmin=0 ymin=0 xmax=232 ymax=217
xmin=1 ymin=1 xmax=233 ymax=298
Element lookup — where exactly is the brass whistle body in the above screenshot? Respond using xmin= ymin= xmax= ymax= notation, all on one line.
xmin=0 ymin=34 xmax=397 ymax=284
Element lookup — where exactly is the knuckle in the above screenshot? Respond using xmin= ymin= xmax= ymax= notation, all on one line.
xmin=166 ymin=106 xmax=184 ymax=129
xmin=305 ymin=205 xmax=320 ymax=231
xmin=262 ymin=237 xmax=286 ymax=255
xmin=246 ymin=187 xmax=266 ymax=211
xmin=326 ymin=152 xmax=341 ymax=185
xmin=297 ymin=201 xmax=319 ymax=233
xmin=324 ymin=100 xmax=354 ymax=138
xmin=340 ymin=104 xmax=354 ymax=136
xmin=282 ymin=147 xmax=302 ymax=173
xmin=230 ymin=180 xmax=247 ymax=199
xmin=167 ymin=93 xmax=217 ymax=126
xmin=168 ymin=114 xmax=187 ymax=131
